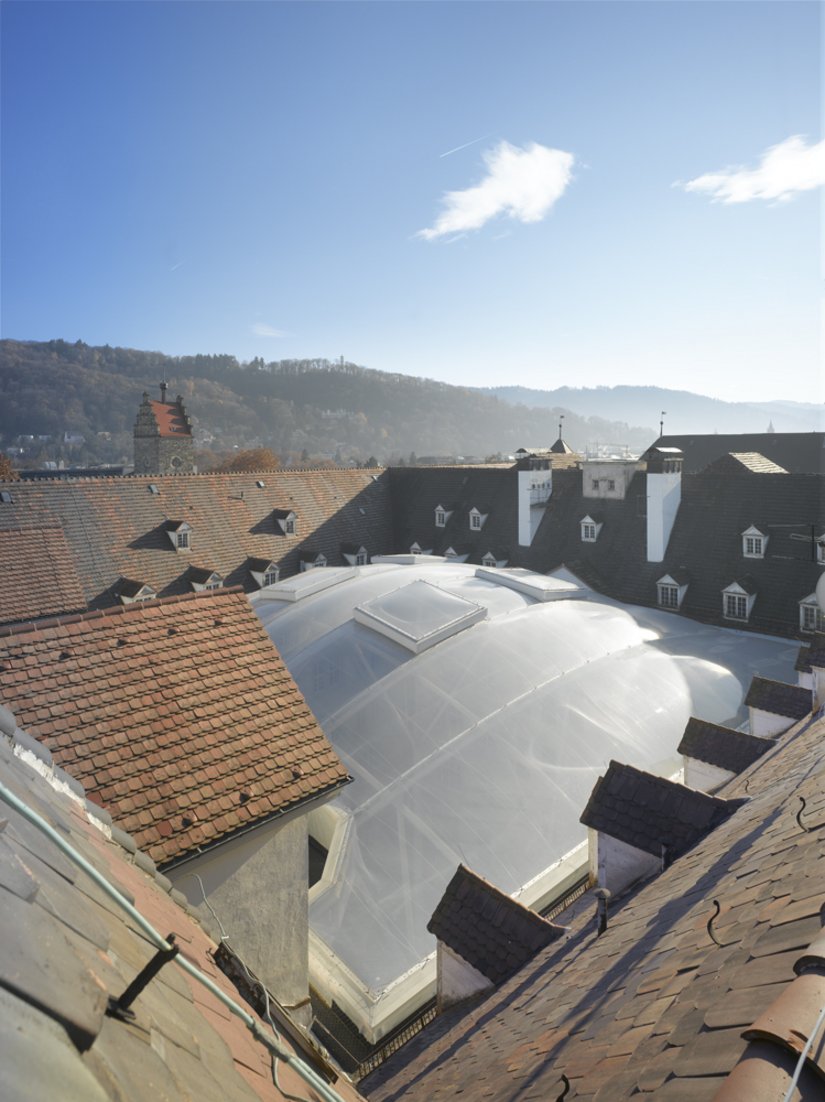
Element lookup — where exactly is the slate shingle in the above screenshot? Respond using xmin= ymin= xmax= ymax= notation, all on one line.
xmin=745 ymin=677 xmax=811 ymax=720
xmin=678 ymin=717 xmax=773 ymax=774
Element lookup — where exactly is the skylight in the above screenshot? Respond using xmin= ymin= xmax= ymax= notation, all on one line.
xmin=475 ymin=566 xmax=582 ymax=602
xmin=258 ymin=566 xmax=356 ymax=602
xmin=354 ymin=579 xmax=486 ymax=653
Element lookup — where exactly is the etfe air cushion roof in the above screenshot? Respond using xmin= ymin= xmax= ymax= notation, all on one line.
xmin=253 ymin=562 xmax=798 ymax=996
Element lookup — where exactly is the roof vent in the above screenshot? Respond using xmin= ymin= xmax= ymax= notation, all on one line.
xmin=148 ymin=484 xmax=159 ymax=494
xmin=256 ymin=480 xmax=265 ymax=489
xmin=0 ymin=491 xmax=13 ymax=504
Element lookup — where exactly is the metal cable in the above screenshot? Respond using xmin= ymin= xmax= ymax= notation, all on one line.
xmin=781 ymin=1000 xmax=825 ymax=1102
xmin=0 ymin=780 xmax=348 ymax=1102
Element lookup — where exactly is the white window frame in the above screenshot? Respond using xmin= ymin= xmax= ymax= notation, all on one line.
xmin=355 ymin=549 xmax=368 ymax=566
xmin=580 ymin=515 xmax=602 ymax=543
xmin=658 ymin=583 xmax=680 ymax=610
xmin=470 ymin=512 xmax=482 ymax=530
xmin=285 ymin=516 xmax=296 ymax=535
xmin=176 ymin=530 xmax=190 ymax=550
xmin=481 ymin=553 xmax=497 ymax=568
xmin=800 ymin=595 xmax=825 ymax=633
xmin=741 ymin=526 xmax=767 ymax=559
xmin=263 ymin=568 xmax=279 ymax=587
xmin=435 ymin=508 xmax=447 ymax=528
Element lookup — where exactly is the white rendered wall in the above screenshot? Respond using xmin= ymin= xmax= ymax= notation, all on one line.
xmin=798 ymin=671 xmax=813 ymax=692
xmin=437 ymin=942 xmax=493 ymax=1012
xmin=813 ymin=667 xmax=825 ymax=710
xmin=168 ymin=815 xmax=311 ymax=1026
xmin=518 ymin=469 xmax=551 ymax=547
xmin=646 ymin=471 xmax=682 ymax=563
xmin=591 ymin=829 xmax=660 ymax=897
xmin=684 ymin=757 xmax=735 ymax=794
xmin=748 ymin=707 xmax=799 ymax=739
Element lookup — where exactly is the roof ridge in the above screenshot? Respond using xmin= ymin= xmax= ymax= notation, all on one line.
xmin=0 ymin=585 xmax=246 ymax=639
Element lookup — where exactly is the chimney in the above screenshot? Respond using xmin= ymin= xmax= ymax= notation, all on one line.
xmin=645 ymin=447 xmax=683 ymax=562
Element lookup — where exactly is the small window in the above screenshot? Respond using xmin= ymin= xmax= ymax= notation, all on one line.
xmin=482 ymin=553 xmax=497 ymax=568
xmin=801 ymin=602 xmax=825 ymax=633
xmin=744 ymin=535 xmax=763 ymax=558
xmin=176 ymin=530 xmax=190 ymax=550
xmin=658 ymin=584 xmax=679 ymax=609
xmin=355 ymin=550 xmax=368 ymax=566
xmin=263 ymin=568 xmax=279 ymax=586
xmin=470 ymin=513 xmax=482 ymax=530
xmin=204 ymin=579 xmax=223 ymax=590
xmin=580 ymin=517 xmax=601 ymax=542
xmin=591 ymin=479 xmax=600 ymax=490
xmin=724 ymin=593 xmax=749 ymax=621
xmin=435 ymin=510 xmax=446 ymax=528
xmin=607 ymin=480 xmax=616 ymax=492
xmin=285 ymin=517 xmax=296 ymax=535
xmin=256 ymin=480 xmax=265 ymax=489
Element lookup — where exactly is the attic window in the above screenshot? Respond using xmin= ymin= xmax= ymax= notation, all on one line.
xmin=435 ymin=509 xmax=447 ymax=528
xmin=468 ymin=507 xmax=488 ymax=531
xmin=410 ymin=542 xmax=423 ymax=555
xmin=470 ymin=513 xmax=481 ymax=530
xmin=300 ymin=553 xmax=327 ymax=572
xmin=482 ymin=553 xmax=497 ymax=568
xmin=722 ymin=581 xmax=755 ymax=622
xmin=742 ymin=526 xmax=767 ymax=559
xmin=356 ymin=549 xmax=368 ymax=566
xmin=658 ymin=583 xmax=679 ymax=609
xmin=190 ymin=569 xmax=224 ymax=592
xmin=799 ymin=594 xmax=825 ymax=634
xmin=580 ymin=515 xmax=602 ymax=543
xmin=263 ymin=567 xmax=279 ymax=586
xmin=591 ymin=479 xmax=600 ymax=491
xmin=256 ymin=480 xmax=265 ymax=488
xmin=177 ymin=530 xmax=190 ymax=550
xmin=607 ymin=480 xmax=616 ymax=492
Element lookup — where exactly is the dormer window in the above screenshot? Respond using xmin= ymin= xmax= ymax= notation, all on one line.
xmin=249 ymin=558 xmax=280 ymax=588
xmin=742 ymin=526 xmax=767 ymax=559
xmin=468 ymin=507 xmax=488 ymax=531
xmin=341 ymin=544 xmax=368 ymax=567
xmin=817 ymin=536 xmax=825 ymax=565
xmin=722 ymin=580 xmax=756 ymax=622
xmin=800 ymin=594 xmax=825 ymax=633
xmin=434 ymin=504 xmax=454 ymax=528
xmin=656 ymin=572 xmax=688 ymax=611
xmin=274 ymin=509 xmax=297 ymax=536
xmin=356 ymin=549 xmax=367 ymax=566
xmin=119 ymin=579 xmax=157 ymax=605
xmin=189 ymin=568 xmax=223 ymax=592
xmin=164 ymin=520 xmax=192 ymax=551
xmin=580 ymin=515 xmax=602 ymax=543
xmin=300 ymin=552 xmax=327 ymax=572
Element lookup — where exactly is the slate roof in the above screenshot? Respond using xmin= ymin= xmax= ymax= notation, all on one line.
xmin=806 ymin=633 xmax=825 ymax=668
xmin=389 ymin=466 xmax=518 ymax=566
xmin=364 ymin=708 xmax=825 ymax=1101
xmin=655 ymin=432 xmax=825 ymax=475
xmin=0 ymin=468 xmax=393 ymax=618
xmin=0 ymin=588 xmax=349 ymax=866
xmin=427 ymin=865 xmax=564 ymax=986
xmin=148 ymin=398 xmax=191 ymax=437
xmin=0 ymin=712 xmax=363 ymax=1102
xmin=579 ymin=761 xmax=745 ymax=861
xmin=0 ymin=526 xmax=86 ymax=625
xmin=745 ymin=677 xmax=811 ymax=720
xmin=796 ymin=645 xmax=812 ymax=673
xmin=678 ymin=717 xmax=773 ymax=774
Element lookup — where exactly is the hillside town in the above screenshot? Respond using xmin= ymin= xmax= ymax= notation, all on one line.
xmin=1 ymin=383 xmax=823 ymax=1098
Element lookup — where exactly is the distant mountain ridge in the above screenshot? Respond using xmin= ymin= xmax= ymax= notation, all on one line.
xmin=480 ymin=384 xmax=823 ymax=435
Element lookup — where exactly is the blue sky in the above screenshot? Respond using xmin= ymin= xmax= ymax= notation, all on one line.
xmin=1 ymin=1 xmax=821 ymax=402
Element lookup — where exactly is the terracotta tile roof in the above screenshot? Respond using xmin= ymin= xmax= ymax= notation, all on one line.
xmin=364 ymin=709 xmax=825 ymax=1101
xmin=745 ymin=676 xmax=811 ymax=719
xmin=0 ymin=468 xmax=393 ymax=619
xmin=579 ymin=760 xmax=745 ymax=860
xmin=149 ymin=398 xmax=191 ymax=437
xmin=0 ymin=720 xmax=363 ymax=1102
xmin=678 ymin=717 xmax=773 ymax=774
xmin=0 ymin=588 xmax=349 ymax=865
xmin=427 ymin=865 xmax=565 ymax=986
xmin=0 ymin=526 xmax=87 ymax=624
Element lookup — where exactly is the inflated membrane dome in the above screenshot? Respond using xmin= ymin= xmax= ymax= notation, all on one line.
xmin=253 ymin=560 xmax=797 ymax=1040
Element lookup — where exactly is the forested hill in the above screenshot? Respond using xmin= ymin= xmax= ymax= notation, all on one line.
xmin=0 ymin=339 xmax=657 ymax=466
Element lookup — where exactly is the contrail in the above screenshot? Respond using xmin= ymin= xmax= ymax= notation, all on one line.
xmin=439 ymin=134 xmax=489 ymax=158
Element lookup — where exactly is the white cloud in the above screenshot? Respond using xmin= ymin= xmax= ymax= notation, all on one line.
xmin=252 ymin=323 xmax=287 ymax=338
xmin=418 ymin=140 xmax=574 ymax=240
xmin=681 ymin=135 xmax=825 ymax=204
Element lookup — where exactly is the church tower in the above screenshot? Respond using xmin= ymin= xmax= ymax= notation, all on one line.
xmin=133 ymin=382 xmax=196 ymax=475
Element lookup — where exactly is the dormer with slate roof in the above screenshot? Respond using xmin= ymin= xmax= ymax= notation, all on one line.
xmin=742 ymin=524 xmax=768 ymax=559
xmin=442 ymin=544 xmax=470 ymax=563
xmin=164 ymin=518 xmax=192 ymax=551
xmin=341 ymin=542 xmax=369 ymax=566
xmin=118 ymin=578 xmax=158 ymax=604
xmin=678 ymin=716 xmax=772 ymax=793
xmin=409 ymin=541 xmax=433 ymax=556
xmin=188 ymin=566 xmax=223 ymax=591
xmin=580 ymin=760 xmax=746 ymax=896
xmin=722 ymin=576 xmax=757 ymax=622
xmin=299 ymin=549 xmax=327 ymax=571
xmin=427 ymin=864 xmax=565 ymax=1011
xmin=434 ymin=503 xmax=455 ymax=528
xmin=248 ymin=557 xmax=280 ymax=588
xmin=580 ymin=514 xmax=602 ymax=543
xmin=745 ymin=676 xmax=811 ymax=738
xmin=133 ymin=383 xmax=196 ymax=475
xmin=468 ymin=505 xmax=489 ymax=531
xmin=273 ymin=508 xmax=297 ymax=535
xmin=481 ymin=548 xmax=509 ymax=568
xmin=656 ymin=567 xmax=689 ymax=611
xmin=799 ymin=592 xmax=825 ymax=635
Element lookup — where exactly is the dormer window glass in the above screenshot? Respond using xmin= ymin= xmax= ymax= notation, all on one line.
xmin=285 ymin=516 xmax=296 ymax=535
xmin=591 ymin=479 xmax=600 ymax=491
xmin=482 ymin=553 xmax=497 ymax=568
xmin=263 ymin=568 xmax=279 ymax=586
xmin=470 ymin=513 xmax=481 ymax=530
xmin=580 ymin=515 xmax=602 ymax=543
xmin=176 ymin=530 xmax=190 ymax=550
xmin=725 ymin=593 xmax=748 ymax=620
xmin=800 ymin=595 xmax=825 ymax=633
xmin=742 ymin=526 xmax=767 ymax=559
xmin=355 ymin=549 xmax=368 ymax=566
xmin=435 ymin=509 xmax=447 ymax=528
xmin=658 ymin=584 xmax=679 ymax=609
